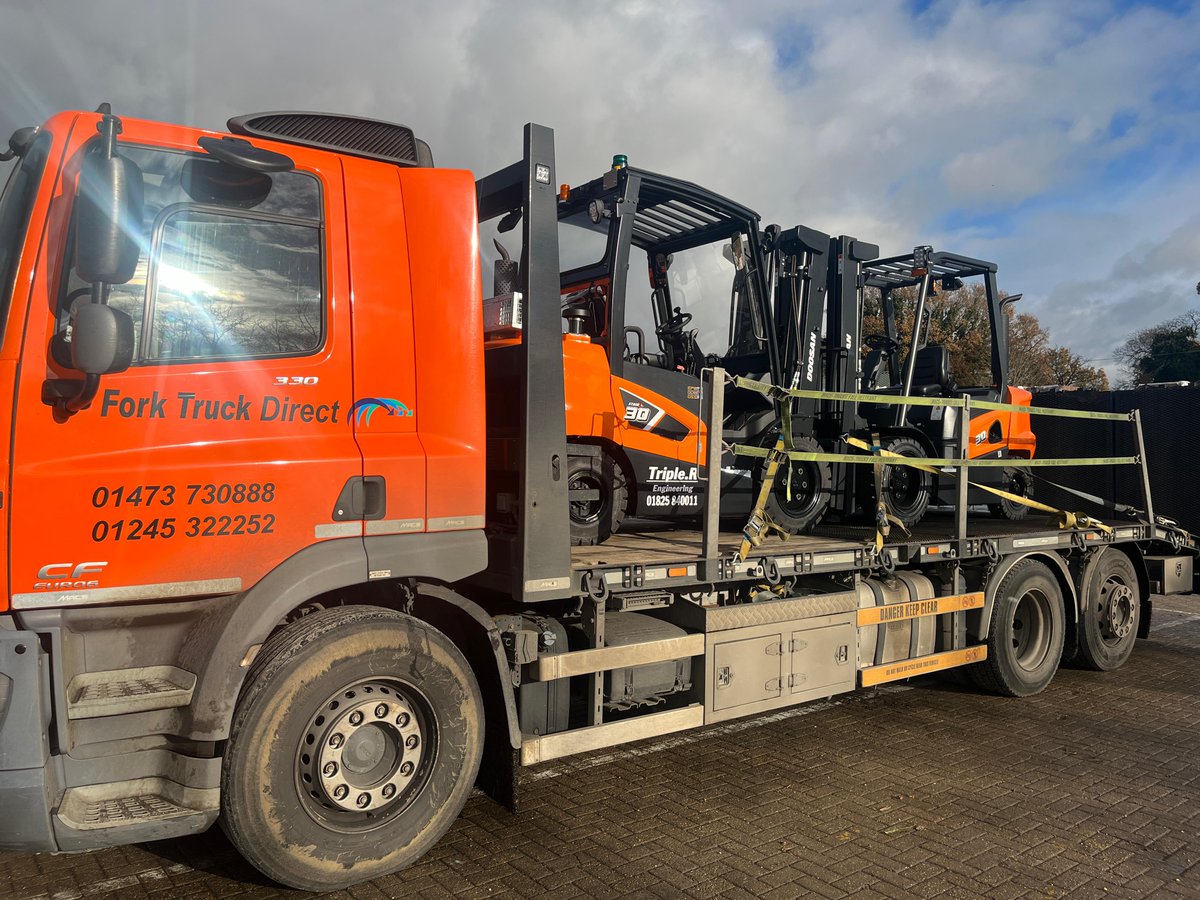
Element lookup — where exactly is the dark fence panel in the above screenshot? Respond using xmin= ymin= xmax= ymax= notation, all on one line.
xmin=1032 ymin=387 xmax=1200 ymax=534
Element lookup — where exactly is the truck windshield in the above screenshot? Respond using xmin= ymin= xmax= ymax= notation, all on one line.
xmin=0 ymin=132 xmax=51 ymax=347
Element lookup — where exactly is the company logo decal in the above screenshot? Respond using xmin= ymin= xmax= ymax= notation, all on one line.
xmin=618 ymin=388 xmax=689 ymax=442
xmin=350 ymin=398 xmax=414 ymax=427
xmin=35 ymin=561 xmax=107 ymax=591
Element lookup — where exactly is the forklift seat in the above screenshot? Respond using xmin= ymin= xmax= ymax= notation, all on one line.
xmin=861 ymin=348 xmax=889 ymax=390
xmin=907 ymin=344 xmax=955 ymax=397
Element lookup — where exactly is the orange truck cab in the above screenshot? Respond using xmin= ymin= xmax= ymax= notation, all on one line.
xmin=0 ymin=107 xmax=493 ymax=876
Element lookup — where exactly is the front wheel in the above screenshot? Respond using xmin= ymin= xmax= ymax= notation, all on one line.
xmin=759 ymin=435 xmax=832 ymax=534
xmin=567 ymin=450 xmax=627 ymax=546
xmin=221 ymin=606 xmax=484 ymax=891
xmin=988 ymin=467 xmax=1033 ymax=520
xmin=969 ymin=559 xmax=1065 ymax=697
xmin=877 ymin=437 xmax=931 ymax=528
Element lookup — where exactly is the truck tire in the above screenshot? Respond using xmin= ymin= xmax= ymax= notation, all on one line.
xmin=987 ymin=467 xmax=1032 ymax=520
xmin=1075 ymin=551 xmax=1140 ymax=671
xmin=568 ymin=450 xmax=627 ymax=546
xmin=221 ymin=605 xmax=483 ymax=891
xmin=760 ymin=435 xmax=832 ymax=533
xmin=969 ymin=559 xmax=1064 ymax=697
xmin=879 ymin=437 xmax=931 ymax=529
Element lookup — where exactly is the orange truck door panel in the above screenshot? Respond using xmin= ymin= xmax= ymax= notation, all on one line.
xmin=8 ymin=118 xmax=362 ymax=609
xmin=396 ymin=168 xmax=486 ymax=531
xmin=342 ymin=156 xmax=424 ymax=533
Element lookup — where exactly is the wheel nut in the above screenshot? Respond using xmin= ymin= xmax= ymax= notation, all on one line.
xmin=400 ymin=761 xmax=414 ymax=777
xmin=356 ymin=793 xmax=371 ymax=808
xmin=329 ymin=733 xmax=344 ymax=749
xmin=382 ymin=784 xmax=397 ymax=799
xmin=349 ymin=711 xmax=364 ymax=726
xmin=406 ymin=734 xmax=420 ymax=749
xmin=323 ymin=762 xmax=338 ymax=778
xmin=333 ymin=785 xmax=349 ymax=800
xmin=375 ymin=704 xmax=389 ymax=719
xmin=397 ymin=712 xmax=410 ymax=727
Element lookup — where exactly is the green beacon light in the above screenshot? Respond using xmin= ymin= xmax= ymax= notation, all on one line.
xmin=611 ymin=154 xmax=628 ymax=170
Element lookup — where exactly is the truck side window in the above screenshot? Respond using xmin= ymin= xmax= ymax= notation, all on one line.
xmin=56 ymin=144 xmax=324 ymax=364
xmin=147 ymin=208 xmax=321 ymax=360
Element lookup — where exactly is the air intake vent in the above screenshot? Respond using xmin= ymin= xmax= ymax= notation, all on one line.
xmin=227 ymin=111 xmax=433 ymax=167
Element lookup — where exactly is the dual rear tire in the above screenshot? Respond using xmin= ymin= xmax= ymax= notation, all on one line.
xmin=969 ymin=551 xmax=1141 ymax=697
xmin=970 ymin=559 xmax=1064 ymax=696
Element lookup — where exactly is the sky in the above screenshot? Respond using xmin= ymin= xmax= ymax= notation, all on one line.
xmin=2 ymin=0 xmax=1198 ymax=381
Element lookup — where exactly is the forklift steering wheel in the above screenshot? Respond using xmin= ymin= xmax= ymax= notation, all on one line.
xmin=864 ymin=333 xmax=898 ymax=353
xmin=656 ymin=308 xmax=693 ymax=337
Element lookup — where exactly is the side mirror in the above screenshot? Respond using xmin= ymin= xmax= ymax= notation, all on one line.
xmin=70 ymin=303 xmax=134 ymax=376
xmin=75 ymin=149 xmax=144 ymax=285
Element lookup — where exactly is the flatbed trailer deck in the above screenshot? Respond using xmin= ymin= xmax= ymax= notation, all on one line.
xmin=569 ymin=514 xmax=1187 ymax=598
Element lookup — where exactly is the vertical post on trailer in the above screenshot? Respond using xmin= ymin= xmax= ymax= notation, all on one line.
xmin=956 ymin=394 xmax=971 ymax=545
xmin=702 ymin=367 xmax=726 ymax=571
xmin=474 ymin=124 xmax=572 ymax=602
xmin=1132 ymin=408 xmax=1154 ymax=527
xmin=952 ymin=394 xmax=971 ymax=651
xmin=582 ymin=597 xmax=605 ymax=727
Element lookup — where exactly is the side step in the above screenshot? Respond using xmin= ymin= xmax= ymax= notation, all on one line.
xmin=66 ymin=666 xmax=196 ymax=719
xmin=55 ymin=777 xmax=218 ymax=850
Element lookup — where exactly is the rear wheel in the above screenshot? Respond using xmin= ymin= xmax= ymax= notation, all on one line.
xmin=988 ymin=467 xmax=1033 ymax=520
xmin=878 ymin=437 xmax=931 ymax=528
xmin=969 ymin=559 xmax=1065 ymax=697
xmin=567 ymin=450 xmax=627 ymax=546
xmin=1076 ymin=550 xmax=1140 ymax=671
xmin=760 ymin=435 xmax=832 ymax=534
xmin=221 ymin=606 xmax=483 ymax=891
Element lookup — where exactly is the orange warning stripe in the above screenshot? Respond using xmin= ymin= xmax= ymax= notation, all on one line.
xmin=860 ymin=646 xmax=987 ymax=687
xmin=855 ymin=591 xmax=984 ymax=627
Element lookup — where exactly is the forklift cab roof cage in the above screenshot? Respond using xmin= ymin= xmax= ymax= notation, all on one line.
xmin=860 ymin=248 xmax=1010 ymax=404
xmin=562 ymin=165 xmax=760 ymax=253
xmin=863 ymin=250 xmax=998 ymax=291
xmin=625 ymin=167 xmax=760 ymax=253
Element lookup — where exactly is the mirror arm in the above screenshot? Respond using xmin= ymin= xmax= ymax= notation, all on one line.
xmin=51 ymin=104 xmax=128 ymax=420
xmin=60 ymin=374 xmax=100 ymax=416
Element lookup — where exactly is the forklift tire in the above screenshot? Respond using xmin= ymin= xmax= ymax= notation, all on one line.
xmin=1075 ymin=550 xmax=1140 ymax=671
xmin=987 ymin=467 xmax=1033 ymax=520
xmin=760 ymin=435 xmax=831 ymax=534
xmin=968 ymin=559 xmax=1065 ymax=697
xmin=879 ymin=437 xmax=931 ymax=528
xmin=221 ymin=606 xmax=484 ymax=891
xmin=568 ymin=450 xmax=627 ymax=546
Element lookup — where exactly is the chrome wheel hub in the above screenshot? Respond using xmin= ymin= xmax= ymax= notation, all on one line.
xmin=1100 ymin=581 xmax=1135 ymax=641
xmin=299 ymin=681 xmax=426 ymax=814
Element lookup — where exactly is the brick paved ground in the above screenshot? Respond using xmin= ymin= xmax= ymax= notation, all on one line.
xmin=3 ymin=595 xmax=1197 ymax=900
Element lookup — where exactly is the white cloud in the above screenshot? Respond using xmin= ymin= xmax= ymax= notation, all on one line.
xmin=1 ymin=0 xmax=1198 ymax=371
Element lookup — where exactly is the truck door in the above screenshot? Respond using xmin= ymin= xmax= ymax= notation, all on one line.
xmin=8 ymin=127 xmax=363 ymax=609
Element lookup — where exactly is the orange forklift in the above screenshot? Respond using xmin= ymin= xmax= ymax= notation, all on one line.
xmin=544 ymin=159 xmax=841 ymax=544
xmin=536 ymin=159 xmax=1035 ymax=542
